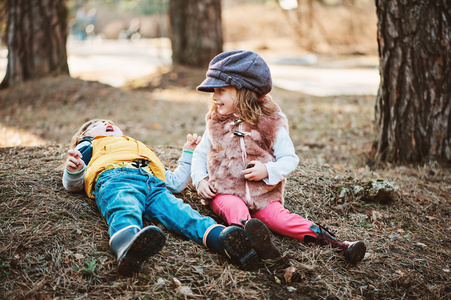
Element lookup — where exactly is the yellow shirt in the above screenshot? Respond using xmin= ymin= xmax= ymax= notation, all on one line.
xmin=83 ymin=136 xmax=166 ymax=198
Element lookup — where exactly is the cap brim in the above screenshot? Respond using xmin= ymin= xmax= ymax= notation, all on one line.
xmin=196 ymin=77 xmax=229 ymax=93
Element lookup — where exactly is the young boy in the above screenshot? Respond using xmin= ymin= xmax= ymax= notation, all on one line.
xmin=63 ymin=119 xmax=258 ymax=276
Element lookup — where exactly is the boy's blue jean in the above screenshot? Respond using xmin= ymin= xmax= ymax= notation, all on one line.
xmin=94 ymin=168 xmax=216 ymax=245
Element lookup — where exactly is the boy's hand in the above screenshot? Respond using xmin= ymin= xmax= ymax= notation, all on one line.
xmin=197 ymin=178 xmax=217 ymax=199
xmin=66 ymin=150 xmax=85 ymax=173
xmin=183 ymin=133 xmax=202 ymax=151
xmin=242 ymin=160 xmax=268 ymax=181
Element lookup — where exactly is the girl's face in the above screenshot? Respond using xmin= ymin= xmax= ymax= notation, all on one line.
xmin=212 ymin=86 xmax=237 ymax=115
xmin=83 ymin=120 xmax=123 ymax=138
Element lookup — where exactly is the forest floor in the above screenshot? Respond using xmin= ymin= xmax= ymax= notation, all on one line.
xmin=0 ymin=1 xmax=450 ymax=299
xmin=0 ymin=72 xmax=450 ymax=299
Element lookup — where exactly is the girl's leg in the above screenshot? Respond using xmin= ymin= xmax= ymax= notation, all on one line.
xmin=209 ymin=194 xmax=251 ymax=226
xmin=254 ymin=201 xmax=367 ymax=263
xmin=209 ymin=195 xmax=281 ymax=260
xmin=252 ymin=201 xmax=316 ymax=241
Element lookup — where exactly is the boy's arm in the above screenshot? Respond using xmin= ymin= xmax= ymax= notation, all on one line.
xmin=62 ymin=140 xmax=93 ymax=192
xmin=164 ymin=150 xmax=194 ymax=193
xmin=164 ymin=133 xmax=202 ymax=193
xmin=62 ymin=164 xmax=86 ymax=192
xmin=263 ymin=127 xmax=299 ymax=185
xmin=191 ymin=129 xmax=211 ymax=189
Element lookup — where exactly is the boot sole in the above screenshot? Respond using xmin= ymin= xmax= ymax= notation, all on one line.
xmin=245 ymin=219 xmax=281 ymax=260
xmin=220 ymin=227 xmax=260 ymax=270
xmin=118 ymin=226 xmax=166 ymax=276
xmin=345 ymin=241 xmax=366 ymax=264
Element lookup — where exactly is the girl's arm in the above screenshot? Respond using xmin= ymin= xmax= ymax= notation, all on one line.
xmin=263 ymin=127 xmax=299 ymax=185
xmin=164 ymin=134 xmax=201 ymax=193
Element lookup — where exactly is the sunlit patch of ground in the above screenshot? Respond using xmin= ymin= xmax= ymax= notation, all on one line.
xmin=0 ymin=125 xmax=47 ymax=147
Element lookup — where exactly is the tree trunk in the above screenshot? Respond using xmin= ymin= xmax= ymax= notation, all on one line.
xmin=168 ymin=0 xmax=223 ymax=68
xmin=374 ymin=0 xmax=451 ymax=164
xmin=1 ymin=0 xmax=69 ymax=89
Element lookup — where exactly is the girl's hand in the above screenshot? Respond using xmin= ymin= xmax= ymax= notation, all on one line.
xmin=183 ymin=133 xmax=202 ymax=151
xmin=197 ymin=178 xmax=217 ymax=199
xmin=242 ymin=160 xmax=268 ymax=181
xmin=66 ymin=150 xmax=85 ymax=173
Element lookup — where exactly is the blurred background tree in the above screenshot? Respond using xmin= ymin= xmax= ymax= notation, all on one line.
xmin=0 ymin=0 xmax=448 ymax=164
xmin=169 ymin=0 xmax=223 ymax=68
xmin=374 ymin=0 xmax=451 ymax=164
xmin=0 ymin=0 xmax=69 ymax=89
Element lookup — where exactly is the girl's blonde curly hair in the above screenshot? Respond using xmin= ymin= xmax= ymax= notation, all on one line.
xmin=209 ymin=89 xmax=276 ymax=126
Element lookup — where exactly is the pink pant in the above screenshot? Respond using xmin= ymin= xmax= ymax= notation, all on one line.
xmin=209 ymin=194 xmax=317 ymax=241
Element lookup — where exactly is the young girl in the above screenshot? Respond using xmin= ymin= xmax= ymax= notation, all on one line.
xmin=192 ymin=50 xmax=366 ymax=263
xmin=62 ymin=119 xmax=259 ymax=276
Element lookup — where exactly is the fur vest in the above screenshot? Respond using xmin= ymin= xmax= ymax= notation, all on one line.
xmin=206 ymin=104 xmax=288 ymax=211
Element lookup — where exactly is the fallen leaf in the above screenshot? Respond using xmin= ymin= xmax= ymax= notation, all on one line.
xmin=157 ymin=278 xmax=166 ymax=286
xmin=284 ymin=266 xmax=296 ymax=283
xmin=74 ymin=253 xmax=84 ymax=260
xmin=177 ymin=286 xmax=194 ymax=296
xmin=173 ymin=277 xmax=181 ymax=286
xmin=371 ymin=210 xmax=383 ymax=221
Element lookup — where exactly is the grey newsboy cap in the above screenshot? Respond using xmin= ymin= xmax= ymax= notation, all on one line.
xmin=197 ymin=50 xmax=272 ymax=97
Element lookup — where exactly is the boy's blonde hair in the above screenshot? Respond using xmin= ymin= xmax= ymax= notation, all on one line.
xmin=70 ymin=119 xmax=114 ymax=149
xmin=210 ymin=89 xmax=277 ymax=125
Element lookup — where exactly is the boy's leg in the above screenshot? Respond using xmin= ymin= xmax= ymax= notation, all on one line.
xmin=143 ymin=178 xmax=216 ymax=245
xmin=203 ymin=224 xmax=259 ymax=270
xmin=209 ymin=194 xmax=252 ymax=226
xmin=95 ymin=169 xmax=166 ymax=275
xmin=95 ymin=169 xmax=147 ymax=237
xmin=109 ymin=225 xmax=166 ymax=276
xmin=143 ymin=178 xmax=259 ymax=268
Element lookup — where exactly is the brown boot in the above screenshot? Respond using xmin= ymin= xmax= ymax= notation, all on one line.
xmin=304 ymin=224 xmax=366 ymax=264
xmin=244 ymin=218 xmax=281 ymax=260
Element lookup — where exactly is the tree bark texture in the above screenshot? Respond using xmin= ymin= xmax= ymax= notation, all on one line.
xmin=375 ymin=0 xmax=451 ymax=163
xmin=374 ymin=0 xmax=451 ymax=164
xmin=169 ymin=0 xmax=223 ymax=68
xmin=1 ymin=0 xmax=69 ymax=89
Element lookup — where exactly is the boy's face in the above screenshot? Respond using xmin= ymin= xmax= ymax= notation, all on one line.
xmin=212 ymin=86 xmax=237 ymax=115
xmin=84 ymin=120 xmax=123 ymax=138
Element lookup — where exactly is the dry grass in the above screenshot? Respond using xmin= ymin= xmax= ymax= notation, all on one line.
xmin=0 ymin=2 xmax=449 ymax=298
xmin=0 ymin=74 xmax=450 ymax=299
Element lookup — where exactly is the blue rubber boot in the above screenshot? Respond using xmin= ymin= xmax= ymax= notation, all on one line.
xmin=110 ymin=225 xmax=166 ymax=276
xmin=204 ymin=224 xmax=260 ymax=269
